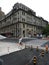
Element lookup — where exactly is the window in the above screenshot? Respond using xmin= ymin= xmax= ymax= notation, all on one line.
xmin=18 ymin=18 xmax=19 ymax=21
xmin=22 ymin=11 xmax=25 ymax=15
xmin=23 ymin=30 xmax=25 ymax=37
xmin=23 ymin=23 xmax=25 ymax=28
xmin=10 ymin=16 xmax=11 ymax=20
xmin=18 ymin=12 xmax=19 ymax=14
xmin=22 ymin=18 xmax=25 ymax=22
xmin=13 ymin=16 xmax=17 ymax=20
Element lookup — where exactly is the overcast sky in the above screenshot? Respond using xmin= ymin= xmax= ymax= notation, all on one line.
xmin=0 ymin=0 xmax=49 ymax=21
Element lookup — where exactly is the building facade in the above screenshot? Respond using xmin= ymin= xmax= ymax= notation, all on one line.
xmin=0 ymin=7 xmax=5 ymax=20
xmin=0 ymin=3 xmax=48 ymax=37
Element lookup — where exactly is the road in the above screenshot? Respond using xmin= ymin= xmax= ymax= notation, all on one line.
xmin=0 ymin=38 xmax=49 ymax=56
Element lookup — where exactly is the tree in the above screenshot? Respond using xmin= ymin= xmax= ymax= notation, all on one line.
xmin=42 ymin=24 xmax=49 ymax=37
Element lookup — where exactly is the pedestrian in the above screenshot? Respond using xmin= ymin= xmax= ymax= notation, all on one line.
xmin=19 ymin=37 xmax=22 ymax=45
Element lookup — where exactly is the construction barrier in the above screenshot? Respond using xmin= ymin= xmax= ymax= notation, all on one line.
xmin=36 ymin=46 xmax=39 ymax=51
xmin=45 ymin=44 xmax=48 ymax=53
xmin=30 ymin=45 xmax=33 ymax=50
xmin=33 ymin=56 xmax=37 ymax=65
xmin=41 ymin=50 xmax=44 ymax=57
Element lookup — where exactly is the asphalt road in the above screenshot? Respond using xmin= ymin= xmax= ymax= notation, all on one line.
xmin=0 ymin=48 xmax=49 ymax=65
xmin=41 ymin=41 xmax=49 ymax=47
xmin=0 ymin=38 xmax=33 ymax=43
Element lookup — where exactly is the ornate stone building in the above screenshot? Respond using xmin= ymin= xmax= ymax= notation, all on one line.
xmin=0 ymin=7 xmax=5 ymax=20
xmin=0 ymin=3 xmax=48 ymax=37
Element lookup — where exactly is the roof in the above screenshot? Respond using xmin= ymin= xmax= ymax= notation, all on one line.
xmin=0 ymin=3 xmax=48 ymax=24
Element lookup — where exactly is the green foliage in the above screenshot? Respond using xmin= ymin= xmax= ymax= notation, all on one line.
xmin=42 ymin=24 xmax=49 ymax=36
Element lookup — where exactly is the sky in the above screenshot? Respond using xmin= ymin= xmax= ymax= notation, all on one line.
xmin=0 ymin=0 xmax=49 ymax=21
